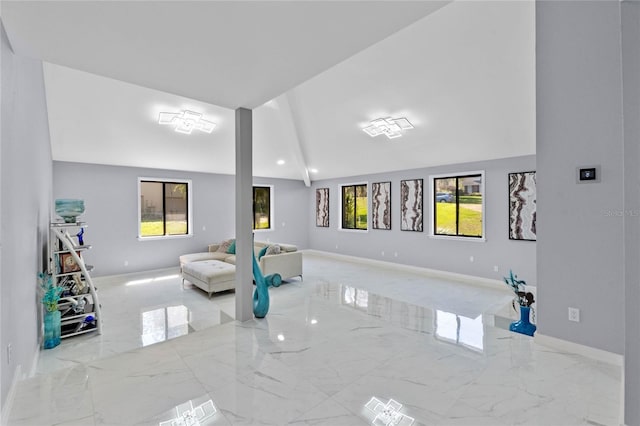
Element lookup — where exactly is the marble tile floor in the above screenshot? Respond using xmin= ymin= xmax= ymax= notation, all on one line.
xmin=8 ymin=253 xmax=621 ymax=425
xmin=34 ymin=268 xmax=236 ymax=375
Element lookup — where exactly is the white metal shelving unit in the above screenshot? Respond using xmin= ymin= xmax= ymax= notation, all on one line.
xmin=49 ymin=221 xmax=102 ymax=338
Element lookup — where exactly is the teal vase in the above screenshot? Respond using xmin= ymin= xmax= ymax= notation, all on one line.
xmin=44 ymin=310 xmax=61 ymax=349
xmin=509 ymin=305 xmax=536 ymax=336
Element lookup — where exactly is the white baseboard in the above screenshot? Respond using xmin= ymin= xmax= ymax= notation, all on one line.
xmin=29 ymin=341 xmax=40 ymax=378
xmin=1 ymin=364 xmax=22 ymax=426
xmin=302 ymin=249 xmax=513 ymax=293
xmin=534 ymin=333 xmax=624 ymax=366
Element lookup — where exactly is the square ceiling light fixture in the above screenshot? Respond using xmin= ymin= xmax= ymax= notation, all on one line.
xmin=158 ymin=110 xmax=216 ymax=135
xmin=362 ymin=117 xmax=414 ymax=139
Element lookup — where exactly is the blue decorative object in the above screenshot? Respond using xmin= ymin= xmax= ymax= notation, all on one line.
xmin=43 ymin=310 xmax=61 ymax=349
xmin=226 ymin=239 xmax=236 ymax=254
xmin=510 ymin=306 xmax=537 ymax=336
xmin=252 ymin=240 xmax=281 ymax=318
xmin=503 ymin=269 xmax=536 ymax=336
xmin=55 ymin=199 xmax=85 ymax=223
xmin=76 ymin=228 xmax=84 ymax=245
xmin=258 ymin=245 xmax=269 ymax=260
xmin=40 ymin=272 xmax=62 ymax=348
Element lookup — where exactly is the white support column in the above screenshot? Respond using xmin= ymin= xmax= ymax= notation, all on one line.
xmin=235 ymin=107 xmax=253 ymax=322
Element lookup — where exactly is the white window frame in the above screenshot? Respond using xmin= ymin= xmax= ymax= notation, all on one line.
xmin=138 ymin=177 xmax=193 ymax=241
xmin=253 ymin=184 xmax=274 ymax=233
xmin=338 ymin=181 xmax=369 ymax=232
xmin=429 ymin=171 xmax=486 ymax=242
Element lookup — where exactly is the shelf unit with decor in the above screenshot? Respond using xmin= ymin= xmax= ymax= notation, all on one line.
xmin=49 ymin=221 xmax=102 ymax=339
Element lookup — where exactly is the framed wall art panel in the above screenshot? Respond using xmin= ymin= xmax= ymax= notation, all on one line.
xmin=316 ymin=188 xmax=330 ymax=227
xmin=400 ymin=179 xmax=423 ymax=232
xmin=372 ymin=182 xmax=391 ymax=230
xmin=508 ymin=171 xmax=536 ymax=241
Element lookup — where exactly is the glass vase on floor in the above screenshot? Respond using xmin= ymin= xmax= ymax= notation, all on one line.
xmin=509 ymin=305 xmax=537 ymax=336
xmin=44 ymin=310 xmax=61 ymax=349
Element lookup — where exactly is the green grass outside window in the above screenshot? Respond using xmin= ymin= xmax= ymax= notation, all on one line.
xmin=140 ymin=220 xmax=187 ymax=236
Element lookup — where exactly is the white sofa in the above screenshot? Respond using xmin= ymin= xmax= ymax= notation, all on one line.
xmin=179 ymin=240 xmax=303 ymax=296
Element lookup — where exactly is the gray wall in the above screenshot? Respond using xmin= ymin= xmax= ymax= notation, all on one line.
xmin=0 ymin=22 xmax=53 ymax=412
xmin=536 ymin=1 xmax=624 ymax=355
xmin=622 ymin=1 xmax=640 ymax=423
xmin=308 ymin=155 xmax=537 ymax=283
xmin=52 ymin=161 xmax=309 ymax=276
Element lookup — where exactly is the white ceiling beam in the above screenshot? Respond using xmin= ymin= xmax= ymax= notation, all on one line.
xmin=275 ymin=93 xmax=311 ymax=187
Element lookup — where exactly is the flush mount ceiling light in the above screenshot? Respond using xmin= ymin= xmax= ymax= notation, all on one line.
xmin=158 ymin=110 xmax=216 ymax=135
xmin=362 ymin=117 xmax=414 ymax=139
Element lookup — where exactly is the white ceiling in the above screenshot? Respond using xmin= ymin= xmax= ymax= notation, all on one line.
xmin=1 ymin=0 xmax=535 ymax=183
xmin=2 ymin=1 xmax=448 ymax=109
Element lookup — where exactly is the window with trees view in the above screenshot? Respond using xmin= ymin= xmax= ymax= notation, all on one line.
xmin=341 ymin=184 xmax=368 ymax=230
xmin=432 ymin=173 xmax=484 ymax=238
xmin=253 ymin=186 xmax=272 ymax=230
xmin=139 ymin=179 xmax=191 ymax=238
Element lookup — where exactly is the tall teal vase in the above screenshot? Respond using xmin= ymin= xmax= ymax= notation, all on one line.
xmin=44 ymin=310 xmax=61 ymax=349
xmin=252 ymin=243 xmax=281 ymax=318
xmin=509 ymin=305 xmax=536 ymax=336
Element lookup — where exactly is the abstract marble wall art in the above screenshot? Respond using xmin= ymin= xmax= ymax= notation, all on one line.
xmin=509 ymin=171 xmax=536 ymax=241
xmin=400 ymin=179 xmax=423 ymax=232
xmin=371 ymin=182 xmax=391 ymax=230
xmin=316 ymin=188 xmax=329 ymax=227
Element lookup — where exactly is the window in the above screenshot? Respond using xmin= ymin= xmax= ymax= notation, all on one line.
xmin=139 ymin=179 xmax=191 ymax=238
xmin=432 ymin=173 xmax=484 ymax=238
xmin=253 ymin=186 xmax=272 ymax=230
xmin=341 ymin=183 xmax=368 ymax=230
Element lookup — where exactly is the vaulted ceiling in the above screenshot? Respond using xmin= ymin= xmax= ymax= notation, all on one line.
xmin=1 ymin=0 xmax=535 ymax=183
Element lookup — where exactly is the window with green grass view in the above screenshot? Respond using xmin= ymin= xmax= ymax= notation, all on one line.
xmin=139 ymin=180 xmax=190 ymax=237
xmin=433 ymin=173 xmax=483 ymax=238
xmin=342 ymin=184 xmax=368 ymax=230
xmin=253 ymin=186 xmax=271 ymax=230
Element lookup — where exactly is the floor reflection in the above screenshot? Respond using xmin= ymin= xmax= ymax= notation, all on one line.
xmin=158 ymin=395 xmax=218 ymax=426
xmin=316 ymin=282 xmax=486 ymax=352
xmin=364 ymin=397 xmax=415 ymax=426
xmin=141 ymin=305 xmax=194 ymax=346
xmin=435 ymin=310 xmax=484 ymax=352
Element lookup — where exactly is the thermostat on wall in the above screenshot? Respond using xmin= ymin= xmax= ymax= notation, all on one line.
xmin=577 ymin=166 xmax=600 ymax=183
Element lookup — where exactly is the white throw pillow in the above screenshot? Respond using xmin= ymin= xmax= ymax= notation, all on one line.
xmin=265 ymin=244 xmax=281 ymax=256
xmin=217 ymin=239 xmax=232 ymax=253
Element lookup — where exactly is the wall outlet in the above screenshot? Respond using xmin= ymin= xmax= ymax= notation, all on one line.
xmin=335 ymin=244 xmax=339 ymax=249
xmin=381 ymin=251 xmax=385 ymax=257
xmin=394 ymin=252 xmax=398 ymax=257
xmin=469 ymin=256 xmax=474 ymax=262
xmin=124 ymin=260 xmax=129 ymax=267
xmin=568 ymin=307 xmax=580 ymax=322
xmin=493 ymin=265 xmax=499 ymax=272
xmin=7 ymin=343 xmax=12 ymax=364
xmin=202 ymin=225 xmax=206 ymax=231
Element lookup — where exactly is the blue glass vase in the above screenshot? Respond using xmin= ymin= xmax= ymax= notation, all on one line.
xmin=44 ymin=310 xmax=61 ymax=349
xmin=509 ymin=305 xmax=536 ymax=336
xmin=55 ymin=199 xmax=85 ymax=223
